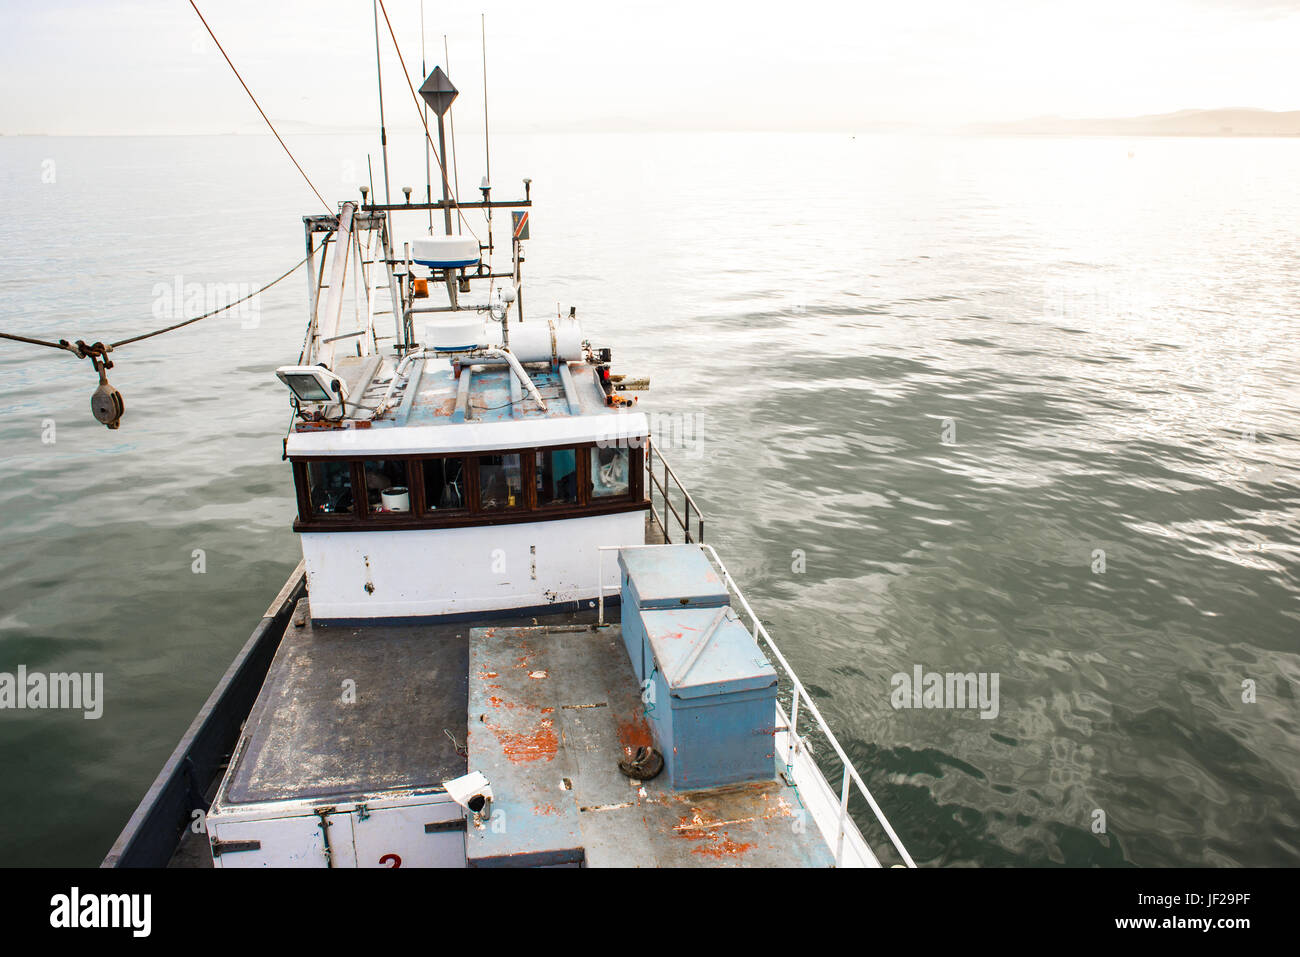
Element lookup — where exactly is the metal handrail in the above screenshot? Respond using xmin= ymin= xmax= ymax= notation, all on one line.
xmin=644 ymin=442 xmax=703 ymax=544
xmin=594 ymin=541 xmax=916 ymax=868
xmin=697 ymin=544 xmax=916 ymax=868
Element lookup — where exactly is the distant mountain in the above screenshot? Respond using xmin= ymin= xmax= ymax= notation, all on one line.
xmin=967 ymin=108 xmax=1300 ymax=137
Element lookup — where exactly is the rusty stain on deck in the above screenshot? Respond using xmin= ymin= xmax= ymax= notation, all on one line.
xmin=616 ymin=711 xmax=655 ymax=754
xmin=666 ymin=785 xmax=796 ymax=859
xmin=690 ymin=835 xmax=756 ymax=859
xmin=487 ymin=715 xmax=558 ymax=763
xmin=466 ymin=624 xmax=842 ymax=867
xmin=670 ymin=801 xmax=790 ymax=859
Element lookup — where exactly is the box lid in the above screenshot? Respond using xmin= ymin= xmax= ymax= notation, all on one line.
xmin=617 ymin=545 xmax=729 ymax=610
xmin=641 ymin=606 xmax=777 ymax=699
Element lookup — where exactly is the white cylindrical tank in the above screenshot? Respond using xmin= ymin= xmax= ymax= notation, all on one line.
xmin=507 ymin=319 xmax=584 ymax=364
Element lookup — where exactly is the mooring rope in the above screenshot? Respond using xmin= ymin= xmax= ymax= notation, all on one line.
xmin=0 ymin=250 xmax=312 ymax=358
xmin=0 ymin=331 xmax=74 ymax=353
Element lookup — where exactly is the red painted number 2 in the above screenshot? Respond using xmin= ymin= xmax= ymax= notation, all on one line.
xmin=379 ymin=853 xmax=402 ymax=868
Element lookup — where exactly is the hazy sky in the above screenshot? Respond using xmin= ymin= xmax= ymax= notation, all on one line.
xmin=2 ymin=0 xmax=1299 ymax=135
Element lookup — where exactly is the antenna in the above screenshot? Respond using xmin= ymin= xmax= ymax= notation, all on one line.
xmin=371 ymin=0 xmax=392 ymax=207
xmin=481 ymin=13 xmax=493 ymax=252
xmin=444 ymin=34 xmax=462 ymax=236
xmin=420 ymin=0 xmax=433 ymax=233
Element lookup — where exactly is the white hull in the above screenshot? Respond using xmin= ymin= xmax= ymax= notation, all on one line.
xmin=208 ymin=789 xmax=465 ymax=869
xmin=301 ymin=510 xmax=645 ymax=621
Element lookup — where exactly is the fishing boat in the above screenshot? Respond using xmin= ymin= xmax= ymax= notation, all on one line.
xmin=101 ymin=23 xmax=914 ymax=870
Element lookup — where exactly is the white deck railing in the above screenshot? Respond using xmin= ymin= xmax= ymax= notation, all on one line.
xmin=596 ymin=540 xmax=916 ymax=868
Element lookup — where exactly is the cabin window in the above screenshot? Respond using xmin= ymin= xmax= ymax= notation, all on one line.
xmin=293 ymin=444 xmax=645 ymax=529
xmin=423 ymin=456 xmax=467 ymax=512
xmin=477 ymin=453 xmax=523 ymax=510
xmin=306 ymin=460 xmax=356 ymax=515
xmin=361 ymin=460 xmax=411 ymax=515
xmin=535 ymin=447 xmax=579 ymax=507
xmin=590 ymin=446 xmax=631 ymax=499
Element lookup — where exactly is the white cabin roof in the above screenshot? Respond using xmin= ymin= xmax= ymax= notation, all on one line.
xmin=287 ymin=353 xmax=646 ymax=456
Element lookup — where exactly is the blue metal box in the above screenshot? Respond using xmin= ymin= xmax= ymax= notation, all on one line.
xmin=641 ymin=606 xmax=779 ymax=789
xmin=617 ymin=546 xmax=730 ymax=684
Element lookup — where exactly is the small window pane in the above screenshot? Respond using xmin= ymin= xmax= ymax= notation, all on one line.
xmin=535 ymin=447 xmax=578 ymax=507
xmin=591 ymin=446 xmax=630 ymax=499
xmin=362 ymin=460 xmax=411 ymax=514
xmin=307 ymin=460 xmax=355 ymax=515
xmin=423 ymin=457 xmax=466 ymax=512
xmin=478 ymin=454 xmax=523 ymax=510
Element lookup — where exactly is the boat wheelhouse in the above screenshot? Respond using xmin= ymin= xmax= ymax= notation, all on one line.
xmin=286 ymin=334 xmax=651 ymax=623
xmin=105 ymin=49 xmax=915 ymax=871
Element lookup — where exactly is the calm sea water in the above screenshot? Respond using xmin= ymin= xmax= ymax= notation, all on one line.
xmin=0 ymin=131 xmax=1297 ymax=867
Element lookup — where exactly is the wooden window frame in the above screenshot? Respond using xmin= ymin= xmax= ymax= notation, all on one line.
xmin=532 ymin=446 xmax=584 ymax=512
xmin=416 ymin=454 xmax=472 ymax=519
xmin=356 ymin=458 xmax=417 ymax=521
xmin=296 ymin=458 xmax=364 ymax=522
xmin=587 ymin=442 xmax=640 ymax=504
xmin=290 ymin=442 xmax=646 ymax=532
xmin=471 ymin=451 xmax=529 ymax=515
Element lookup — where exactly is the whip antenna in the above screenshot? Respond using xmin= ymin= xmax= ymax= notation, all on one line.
xmin=420 ymin=0 xmax=433 ymax=232
xmin=371 ymin=0 xmax=392 ymax=207
xmin=481 ymin=13 xmax=493 ymax=248
xmin=445 ymin=34 xmax=462 ymax=235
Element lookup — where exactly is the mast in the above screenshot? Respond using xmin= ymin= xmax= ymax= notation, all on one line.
xmin=436 ymin=113 xmax=453 ymax=237
xmin=418 ymin=66 xmax=459 ymax=238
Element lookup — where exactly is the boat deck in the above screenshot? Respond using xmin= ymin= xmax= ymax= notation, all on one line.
xmin=170 ymin=601 xmax=601 ymax=868
xmin=220 ymin=604 xmax=470 ymax=805
xmin=170 ymin=515 xmax=846 ymax=867
xmin=465 ymin=623 xmax=833 ymax=867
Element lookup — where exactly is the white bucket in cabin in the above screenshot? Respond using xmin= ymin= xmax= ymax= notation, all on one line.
xmin=381 ymin=487 xmax=410 ymax=512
